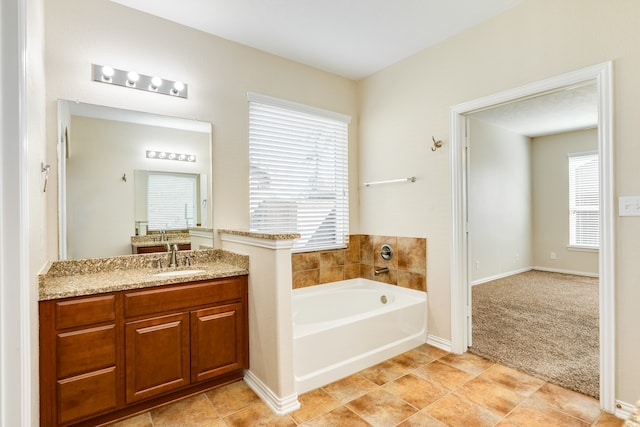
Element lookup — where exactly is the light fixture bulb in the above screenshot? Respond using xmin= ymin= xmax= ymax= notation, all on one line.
xmin=102 ymin=65 xmax=114 ymax=81
xmin=127 ymin=71 xmax=139 ymax=86
xmin=168 ymin=153 xmax=177 ymax=160
xmin=172 ymin=81 xmax=185 ymax=95
xmin=178 ymin=154 xmax=186 ymax=161
xmin=147 ymin=150 xmax=156 ymax=158
xmin=187 ymin=155 xmax=196 ymax=162
xmin=150 ymin=76 xmax=163 ymax=90
xmin=158 ymin=152 xmax=167 ymax=159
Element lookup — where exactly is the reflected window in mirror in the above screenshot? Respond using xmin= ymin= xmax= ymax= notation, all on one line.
xmin=147 ymin=172 xmax=198 ymax=230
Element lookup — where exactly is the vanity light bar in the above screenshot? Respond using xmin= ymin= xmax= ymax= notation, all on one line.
xmin=92 ymin=64 xmax=188 ymax=99
xmin=146 ymin=150 xmax=196 ymax=162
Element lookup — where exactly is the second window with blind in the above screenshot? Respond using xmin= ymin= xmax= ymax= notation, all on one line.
xmin=248 ymin=93 xmax=350 ymax=252
xmin=568 ymin=151 xmax=599 ymax=249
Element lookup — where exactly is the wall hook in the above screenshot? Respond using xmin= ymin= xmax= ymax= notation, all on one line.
xmin=121 ymin=173 xmax=127 ymax=182
xmin=41 ymin=162 xmax=51 ymax=192
xmin=431 ymin=136 xmax=443 ymax=152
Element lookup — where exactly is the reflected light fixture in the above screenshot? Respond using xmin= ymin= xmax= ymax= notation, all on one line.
xmin=126 ymin=71 xmax=139 ymax=86
xmin=101 ymin=65 xmax=114 ymax=82
xmin=92 ymin=64 xmax=188 ymax=98
xmin=150 ymin=76 xmax=163 ymax=91
xmin=172 ymin=81 xmax=185 ymax=95
xmin=146 ymin=150 xmax=196 ymax=162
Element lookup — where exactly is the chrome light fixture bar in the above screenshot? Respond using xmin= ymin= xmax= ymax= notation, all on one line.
xmin=146 ymin=150 xmax=196 ymax=162
xmin=92 ymin=64 xmax=188 ymax=98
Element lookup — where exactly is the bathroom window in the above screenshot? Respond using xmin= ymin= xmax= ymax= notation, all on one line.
xmin=248 ymin=93 xmax=350 ymax=252
xmin=568 ymin=152 xmax=599 ymax=249
xmin=147 ymin=172 xmax=198 ymax=230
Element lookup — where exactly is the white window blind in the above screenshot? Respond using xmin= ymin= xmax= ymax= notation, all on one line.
xmin=147 ymin=172 xmax=197 ymax=230
xmin=569 ymin=152 xmax=599 ymax=248
xmin=248 ymin=93 xmax=350 ymax=252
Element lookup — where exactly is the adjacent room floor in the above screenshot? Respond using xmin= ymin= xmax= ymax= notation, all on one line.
xmin=107 ymin=344 xmax=622 ymax=427
xmin=469 ymin=270 xmax=599 ymax=398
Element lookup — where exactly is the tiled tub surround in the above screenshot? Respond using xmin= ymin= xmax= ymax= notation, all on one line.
xmin=38 ymin=248 xmax=249 ymax=300
xmin=292 ymin=235 xmax=427 ymax=291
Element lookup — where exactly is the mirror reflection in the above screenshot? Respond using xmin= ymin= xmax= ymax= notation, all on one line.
xmin=58 ymin=100 xmax=213 ymax=260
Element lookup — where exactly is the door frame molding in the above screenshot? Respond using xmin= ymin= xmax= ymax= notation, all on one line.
xmin=449 ymin=61 xmax=615 ymax=411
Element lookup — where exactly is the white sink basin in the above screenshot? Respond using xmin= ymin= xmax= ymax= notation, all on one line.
xmin=153 ymin=269 xmax=206 ymax=278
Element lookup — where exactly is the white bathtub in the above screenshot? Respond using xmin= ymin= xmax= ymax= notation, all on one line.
xmin=293 ymin=278 xmax=427 ymax=394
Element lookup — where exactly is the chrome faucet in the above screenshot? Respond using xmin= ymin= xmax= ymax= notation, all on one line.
xmin=167 ymin=243 xmax=178 ymax=267
xmin=160 ymin=230 xmax=166 ymax=241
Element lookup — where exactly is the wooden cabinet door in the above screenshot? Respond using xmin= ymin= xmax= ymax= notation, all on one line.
xmin=125 ymin=312 xmax=190 ymax=403
xmin=191 ymin=303 xmax=245 ymax=382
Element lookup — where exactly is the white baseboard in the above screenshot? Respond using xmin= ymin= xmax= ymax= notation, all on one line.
xmin=472 ymin=266 xmax=599 ymax=286
xmin=243 ymin=370 xmax=300 ymax=415
xmin=426 ymin=334 xmax=452 ymax=352
xmin=532 ymin=266 xmax=599 ymax=278
xmin=471 ymin=267 xmax=532 ymax=286
xmin=615 ymin=400 xmax=634 ymax=420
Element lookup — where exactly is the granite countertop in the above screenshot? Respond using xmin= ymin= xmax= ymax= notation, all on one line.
xmin=39 ymin=249 xmax=248 ymax=301
xmin=218 ymin=228 xmax=301 ymax=240
xmin=130 ymin=233 xmax=191 ymax=248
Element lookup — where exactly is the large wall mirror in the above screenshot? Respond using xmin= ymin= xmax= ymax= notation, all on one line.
xmin=58 ymin=100 xmax=213 ymax=260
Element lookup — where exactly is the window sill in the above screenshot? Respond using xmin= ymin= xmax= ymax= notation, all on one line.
xmin=566 ymin=245 xmax=599 ymax=253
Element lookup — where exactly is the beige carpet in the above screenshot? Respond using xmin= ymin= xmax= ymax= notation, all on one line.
xmin=469 ymin=270 xmax=599 ymax=398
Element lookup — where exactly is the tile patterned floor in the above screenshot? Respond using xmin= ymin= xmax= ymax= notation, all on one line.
xmin=107 ymin=345 xmax=623 ymax=427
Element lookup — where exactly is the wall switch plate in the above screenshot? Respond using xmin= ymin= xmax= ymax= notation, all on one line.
xmin=619 ymin=196 xmax=640 ymax=216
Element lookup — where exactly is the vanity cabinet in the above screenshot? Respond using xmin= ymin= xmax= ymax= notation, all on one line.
xmin=133 ymin=242 xmax=191 ymax=254
xmin=39 ymin=275 xmax=248 ymax=427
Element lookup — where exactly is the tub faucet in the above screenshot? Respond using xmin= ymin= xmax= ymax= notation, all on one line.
xmin=166 ymin=243 xmax=178 ymax=267
xmin=374 ymin=267 xmax=389 ymax=275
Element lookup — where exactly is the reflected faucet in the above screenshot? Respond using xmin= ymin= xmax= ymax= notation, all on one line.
xmin=166 ymin=243 xmax=178 ymax=268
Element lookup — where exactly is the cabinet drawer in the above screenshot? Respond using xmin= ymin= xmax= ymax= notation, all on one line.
xmin=55 ymin=295 xmax=115 ymax=329
xmin=57 ymin=367 xmax=117 ymax=425
xmin=124 ymin=278 xmax=243 ymax=318
xmin=57 ymin=324 xmax=116 ymax=379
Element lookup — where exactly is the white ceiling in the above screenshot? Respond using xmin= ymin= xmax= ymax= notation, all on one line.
xmin=469 ymin=82 xmax=599 ymax=137
xmin=111 ymin=0 xmax=524 ymax=80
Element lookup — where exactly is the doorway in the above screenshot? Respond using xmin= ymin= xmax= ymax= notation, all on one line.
xmin=449 ymin=62 xmax=614 ymax=411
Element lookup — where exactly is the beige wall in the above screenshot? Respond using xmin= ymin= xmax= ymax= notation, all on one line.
xmin=468 ymin=118 xmax=533 ymax=283
xmin=532 ymin=128 xmax=599 ymax=274
xmin=44 ymin=0 xmax=359 ymax=260
xmin=468 ymin=122 xmax=598 ymax=282
xmin=358 ymin=0 xmax=640 ymax=403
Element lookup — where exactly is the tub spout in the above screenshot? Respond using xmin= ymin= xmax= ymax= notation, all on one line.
xmin=374 ymin=267 xmax=389 ymax=275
